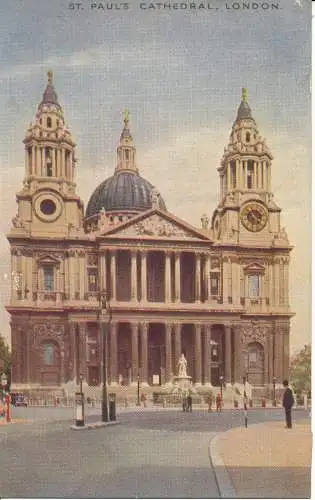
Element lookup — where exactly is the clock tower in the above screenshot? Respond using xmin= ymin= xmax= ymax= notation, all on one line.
xmin=212 ymin=88 xmax=284 ymax=246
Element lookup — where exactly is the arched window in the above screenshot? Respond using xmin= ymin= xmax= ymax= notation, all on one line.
xmin=246 ymin=132 xmax=250 ymax=143
xmin=43 ymin=344 xmax=55 ymax=365
xmin=47 ymin=117 xmax=52 ymax=128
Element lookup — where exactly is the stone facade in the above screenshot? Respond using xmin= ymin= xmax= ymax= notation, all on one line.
xmin=7 ymin=78 xmax=293 ymax=391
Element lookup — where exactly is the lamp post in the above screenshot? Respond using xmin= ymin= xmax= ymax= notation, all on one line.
xmin=79 ymin=374 xmax=84 ymax=395
xmin=136 ymin=372 xmax=141 ymax=406
xmin=219 ymin=375 xmax=224 ymax=397
xmin=99 ymin=290 xmax=112 ymax=423
xmin=243 ymin=374 xmax=248 ymax=428
xmin=272 ymin=376 xmax=276 ymax=407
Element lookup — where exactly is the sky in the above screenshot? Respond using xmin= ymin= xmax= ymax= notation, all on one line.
xmin=0 ymin=0 xmax=311 ymax=354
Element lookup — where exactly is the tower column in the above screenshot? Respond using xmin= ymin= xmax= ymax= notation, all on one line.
xmin=164 ymin=251 xmax=171 ymax=303
xmin=195 ymin=324 xmax=202 ymax=384
xmin=224 ymin=325 xmax=232 ymax=383
xmin=140 ymin=251 xmax=147 ymax=302
xmin=267 ymin=162 xmax=271 ymax=192
xmin=131 ymin=251 xmax=137 ymax=301
xmin=175 ymin=252 xmax=181 ymax=303
xmin=52 ymin=148 xmax=56 ymax=176
xmin=165 ymin=323 xmax=172 ymax=383
xmin=227 ymin=163 xmax=231 ymax=191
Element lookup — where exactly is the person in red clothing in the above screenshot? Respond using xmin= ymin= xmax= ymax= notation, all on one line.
xmin=216 ymin=392 xmax=222 ymax=412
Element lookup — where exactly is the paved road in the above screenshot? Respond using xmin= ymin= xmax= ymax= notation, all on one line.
xmin=0 ymin=407 xmax=309 ymax=498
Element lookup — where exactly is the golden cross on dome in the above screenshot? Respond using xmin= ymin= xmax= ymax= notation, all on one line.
xmin=47 ymin=70 xmax=53 ymax=85
xmin=242 ymin=87 xmax=248 ymax=102
xmin=123 ymin=109 xmax=130 ymax=125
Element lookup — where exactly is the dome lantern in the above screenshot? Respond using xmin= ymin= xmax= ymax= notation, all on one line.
xmin=115 ymin=109 xmax=138 ymax=174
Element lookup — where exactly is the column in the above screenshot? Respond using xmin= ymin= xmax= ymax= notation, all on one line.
xmin=78 ymin=323 xmax=87 ymax=380
xmin=264 ymin=339 xmax=269 ymax=386
xmin=36 ymin=147 xmax=40 ymax=176
xmin=203 ymin=324 xmax=211 ymax=385
xmin=174 ymin=323 xmax=181 ymax=368
xmin=273 ymin=259 xmax=280 ymax=307
xmin=234 ymin=326 xmax=242 ymax=383
xmin=205 ymin=254 xmax=211 ymax=303
xmin=224 ymin=326 xmax=232 ymax=383
xmin=141 ymin=251 xmax=147 ymax=302
xmin=79 ymin=253 xmax=85 ymax=299
xmin=222 ymin=257 xmax=229 ymax=303
xmin=257 ymin=161 xmax=261 ymax=189
xmin=175 ymin=252 xmax=181 ymax=303
xmin=254 ymin=161 xmax=257 ymax=189
xmin=41 ymin=147 xmax=45 ymax=176
xmin=69 ymin=151 xmax=73 ymax=180
xmin=227 ymin=163 xmax=231 ymax=191
xmin=195 ymin=253 xmax=201 ymax=303
xmin=110 ymin=251 xmax=117 ymax=301
xmin=228 ymin=257 xmax=232 ymax=303
xmin=61 ymin=149 xmax=65 ymax=177
xmin=164 ymin=252 xmax=171 ymax=303
xmin=52 ymin=148 xmax=56 ymax=176
xmin=131 ymin=323 xmax=139 ymax=383
xmin=165 ymin=323 xmax=172 ymax=383
xmin=195 ymin=324 xmax=202 ymax=384
xmin=267 ymin=163 xmax=271 ymax=192
xmin=140 ymin=322 xmax=148 ymax=383
xmin=32 ymin=146 xmax=36 ymax=175
xmin=131 ymin=251 xmax=137 ymax=301
xmin=282 ymin=327 xmax=290 ymax=381
xmin=110 ymin=322 xmax=118 ymax=384
xmin=268 ymin=329 xmax=275 ymax=384
xmin=100 ymin=251 xmax=107 ymax=292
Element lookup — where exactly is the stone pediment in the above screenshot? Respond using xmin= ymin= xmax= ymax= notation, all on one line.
xmin=36 ymin=254 xmax=61 ymax=264
xmin=102 ymin=210 xmax=211 ymax=241
xmin=243 ymin=262 xmax=265 ymax=274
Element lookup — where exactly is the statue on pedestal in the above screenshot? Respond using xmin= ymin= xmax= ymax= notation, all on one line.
xmin=177 ymin=353 xmax=188 ymax=378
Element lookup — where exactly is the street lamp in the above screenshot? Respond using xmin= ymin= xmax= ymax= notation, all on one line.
xmin=272 ymin=376 xmax=276 ymax=407
xmin=219 ymin=375 xmax=224 ymax=397
xmin=136 ymin=372 xmax=141 ymax=406
xmin=99 ymin=290 xmax=112 ymax=423
xmin=79 ymin=374 xmax=84 ymax=395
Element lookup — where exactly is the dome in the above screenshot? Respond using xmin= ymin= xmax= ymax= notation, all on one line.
xmin=85 ymin=171 xmax=166 ymax=218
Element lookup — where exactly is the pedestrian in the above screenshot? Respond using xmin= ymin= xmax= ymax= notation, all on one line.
xmin=282 ymin=379 xmax=294 ymax=429
xmin=216 ymin=392 xmax=222 ymax=412
xmin=187 ymin=391 xmax=192 ymax=412
xmin=207 ymin=391 xmax=213 ymax=412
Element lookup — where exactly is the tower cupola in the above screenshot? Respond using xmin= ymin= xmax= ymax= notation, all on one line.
xmin=23 ymin=71 xmax=76 ymax=182
xmin=218 ymin=88 xmax=273 ymax=204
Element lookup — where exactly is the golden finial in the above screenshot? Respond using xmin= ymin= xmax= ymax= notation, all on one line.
xmin=47 ymin=70 xmax=53 ymax=85
xmin=242 ymin=87 xmax=248 ymax=102
xmin=123 ymin=109 xmax=130 ymax=126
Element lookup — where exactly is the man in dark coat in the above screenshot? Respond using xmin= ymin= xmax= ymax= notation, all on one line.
xmin=282 ymin=379 xmax=294 ymax=428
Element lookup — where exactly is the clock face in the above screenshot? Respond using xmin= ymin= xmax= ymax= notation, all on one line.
xmin=240 ymin=202 xmax=268 ymax=232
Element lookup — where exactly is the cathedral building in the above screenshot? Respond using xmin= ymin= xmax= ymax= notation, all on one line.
xmin=7 ymin=74 xmax=293 ymax=393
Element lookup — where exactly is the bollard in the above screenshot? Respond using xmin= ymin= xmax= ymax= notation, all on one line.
xmin=163 ymin=398 xmax=166 ymax=408
xmin=125 ymin=397 xmax=128 ymax=408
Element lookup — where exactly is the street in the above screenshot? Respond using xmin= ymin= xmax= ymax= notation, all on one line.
xmin=0 ymin=407 xmax=309 ymax=498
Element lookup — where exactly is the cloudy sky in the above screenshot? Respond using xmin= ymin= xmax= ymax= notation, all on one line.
xmin=0 ymin=0 xmax=311 ymax=353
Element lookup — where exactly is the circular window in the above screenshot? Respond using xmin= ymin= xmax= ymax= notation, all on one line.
xmin=40 ymin=199 xmax=56 ymax=215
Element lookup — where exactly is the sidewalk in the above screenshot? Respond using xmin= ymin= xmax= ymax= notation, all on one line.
xmin=0 ymin=418 xmax=32 ymax=426
xmin=212 ymin=420 xmax=312 ymax=498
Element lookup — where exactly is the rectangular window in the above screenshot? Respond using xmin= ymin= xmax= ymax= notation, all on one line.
xmin=43 ymin=265 xmax=54 ymax=291
xmin=210 ymin=272 xmax=220 ymax=296
xmin=248 ymin=274 xmax=260 ymax=297
xmin=88 ymin=269 xmax=98 ymax=292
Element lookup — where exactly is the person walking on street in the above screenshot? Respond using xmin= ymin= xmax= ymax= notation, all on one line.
xmin=216 ymin=392 xmax=222 ymax=412
xmin=187 ymin=391 xmax=192 ymax=412
xmin=282 ymin=379 xmax=294 ymax=428
xmin=207 ymin=391 xmax=213 ymax=412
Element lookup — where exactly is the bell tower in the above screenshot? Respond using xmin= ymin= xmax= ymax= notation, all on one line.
xmin=10 ymin=71 xmax=84 ymax=238
xmin=211 ymin=88 xmax=286 ymax=246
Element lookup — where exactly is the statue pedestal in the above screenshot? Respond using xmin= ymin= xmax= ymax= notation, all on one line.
xmin=173 ymin=375 xmax=193 ymax=395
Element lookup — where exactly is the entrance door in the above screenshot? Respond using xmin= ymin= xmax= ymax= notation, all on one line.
xmin=244 ymin=342 xmax=265 ymax=386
